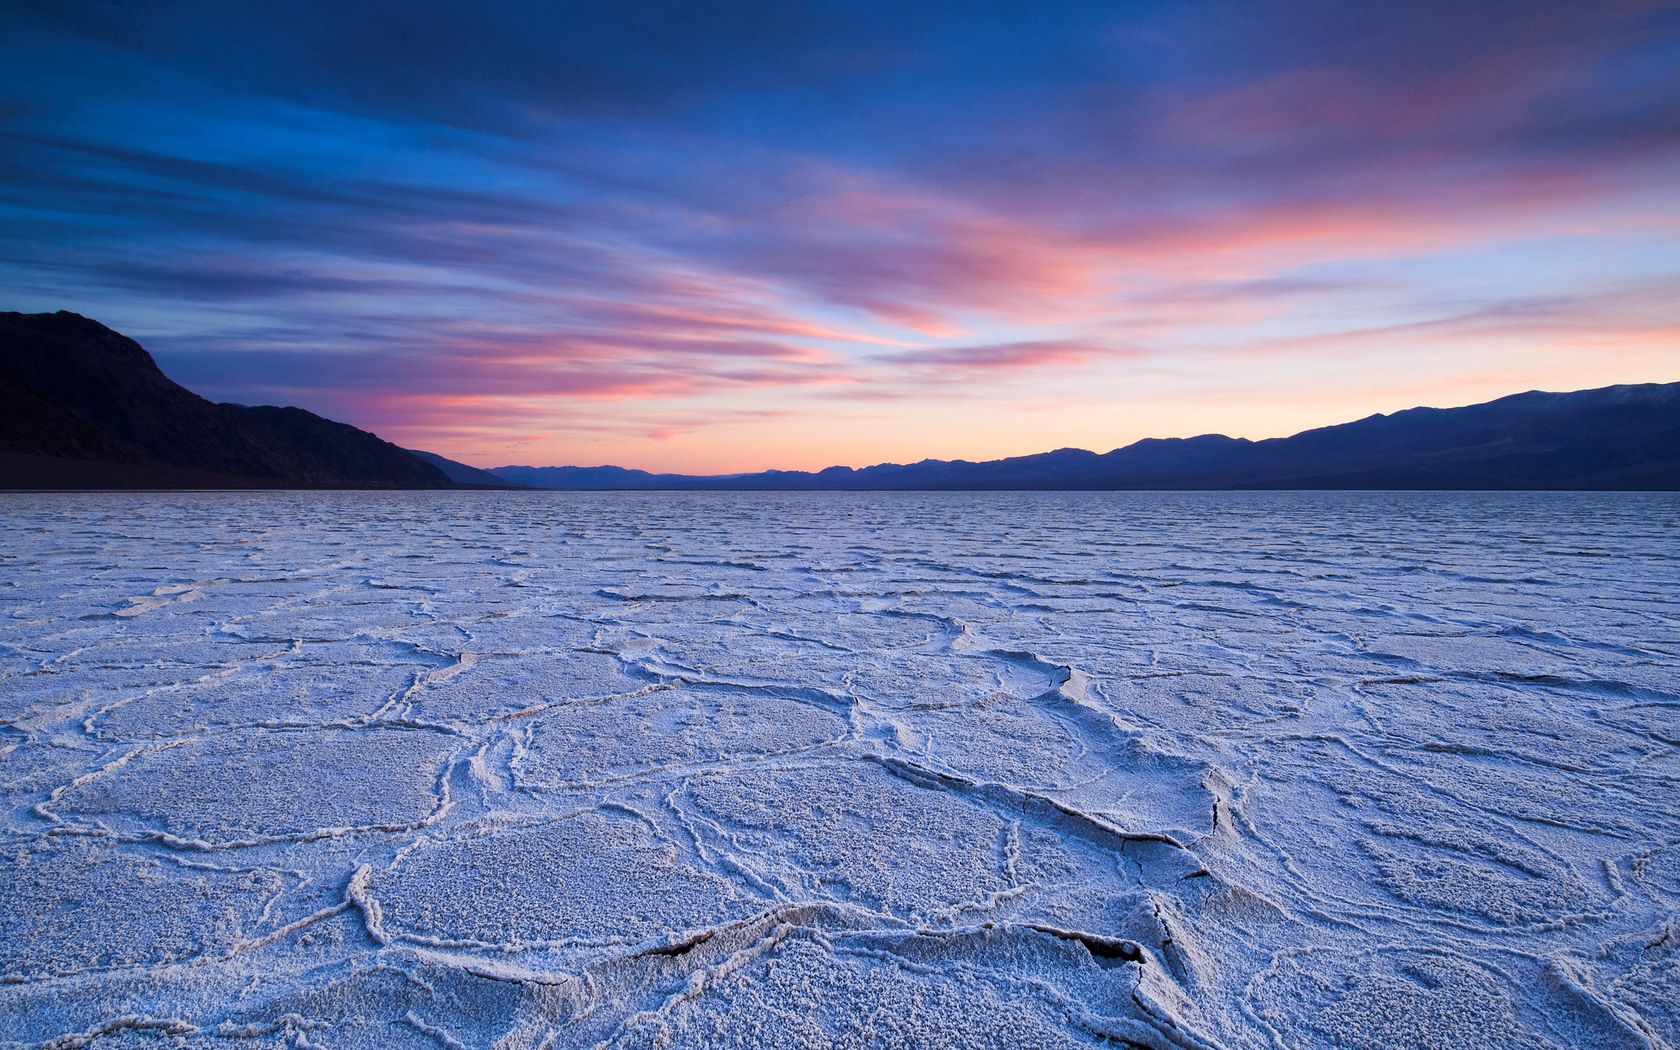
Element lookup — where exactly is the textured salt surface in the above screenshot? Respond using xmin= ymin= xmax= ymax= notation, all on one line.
xmin=0 ymin=491 xmax=1676 ymax=1049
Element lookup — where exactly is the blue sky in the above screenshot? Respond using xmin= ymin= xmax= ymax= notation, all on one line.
xmin=3 ymin=1 xmax=1678 ymax=470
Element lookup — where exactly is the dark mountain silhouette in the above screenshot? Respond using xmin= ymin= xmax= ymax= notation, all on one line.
xmin=0 ymin=311 xmax=452 ymax=489
xmin=496 ymin=382 xmax=1680 ymax=491
xmin=408 ymin=449 xmax=522 ymax=488
xmin=5 ymin=310 xmax=1675 ymax=491
xmin=489 ymin=464 xmax=703 ymax=489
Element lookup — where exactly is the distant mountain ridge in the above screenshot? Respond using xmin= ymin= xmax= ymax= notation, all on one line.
xmin=3 ymin=310 xmax=1675 ymax=490
xmin=490 ymin=464 xmax=713 ymax=489
xmin=496 ymin=382 xmax=1680 ymax=491
xmin=408 ymin=449 xmax=515 ymax=488
xmin=0 ymin=310 xmax=462 ymax=489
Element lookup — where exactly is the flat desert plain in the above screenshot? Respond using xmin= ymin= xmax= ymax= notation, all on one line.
xmin=1 ymin=491 xmax=1675 ymax=1048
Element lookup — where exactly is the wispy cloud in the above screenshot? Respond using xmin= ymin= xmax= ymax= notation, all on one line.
xmin=3 ymin=0 xmax=1677 ymax=470
xmin=875 ymin=339 xmax=1140 ymax=378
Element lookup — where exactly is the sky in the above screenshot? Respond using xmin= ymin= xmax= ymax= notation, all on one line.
xmin=3 ymin=1 xmax=1679 ymax=473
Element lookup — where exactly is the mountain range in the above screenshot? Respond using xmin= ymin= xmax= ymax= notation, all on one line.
xmin=0 ymin=311 xmax=493 ymax=489
xmin=2 ymin=310 xmax=1676 ymax=491
xmin=493 ymin=384 xmax=1680 ymax=491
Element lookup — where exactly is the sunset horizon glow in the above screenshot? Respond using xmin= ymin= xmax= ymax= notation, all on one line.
xmin=4 ymin=2 xmax=1678 ymax=473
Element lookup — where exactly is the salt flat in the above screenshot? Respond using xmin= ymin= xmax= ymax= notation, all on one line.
xmin=1 ymin=491 xmax=1676 ymax=1049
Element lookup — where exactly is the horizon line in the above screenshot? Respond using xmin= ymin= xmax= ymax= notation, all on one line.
xmin=466 ymin=377 xmax=1680 ymax=475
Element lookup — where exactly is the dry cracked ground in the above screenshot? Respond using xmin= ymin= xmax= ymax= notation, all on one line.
xmin=1 ymin=491 xmax=1676 ymax=1049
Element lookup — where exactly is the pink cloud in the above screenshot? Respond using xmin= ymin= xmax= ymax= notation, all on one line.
xmin=876 ymin=339 xmax=1141 ymax=377
xmin=1230 ymin=281 xmax=1680 ymax=360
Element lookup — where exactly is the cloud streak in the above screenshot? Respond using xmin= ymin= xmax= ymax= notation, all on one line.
xmin=2 ymin=0 xmax=1677 ymax=470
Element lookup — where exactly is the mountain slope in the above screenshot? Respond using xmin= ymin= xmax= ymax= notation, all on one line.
xmin=0 ymin=311 xmax=451 ymax=489
xmin=490 ymin=464 xmax=716 ymax=490
xmin=493 ymin=382 xmax=1680 ymax=491
xmin=6 ymin=310 xmax=1674 ymax=491
xmin=408 ymin=449 xmax=523 ymax=488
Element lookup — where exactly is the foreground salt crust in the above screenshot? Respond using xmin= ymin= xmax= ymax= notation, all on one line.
xmin=0 ymin=491 xmax=1675 ymax=1049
